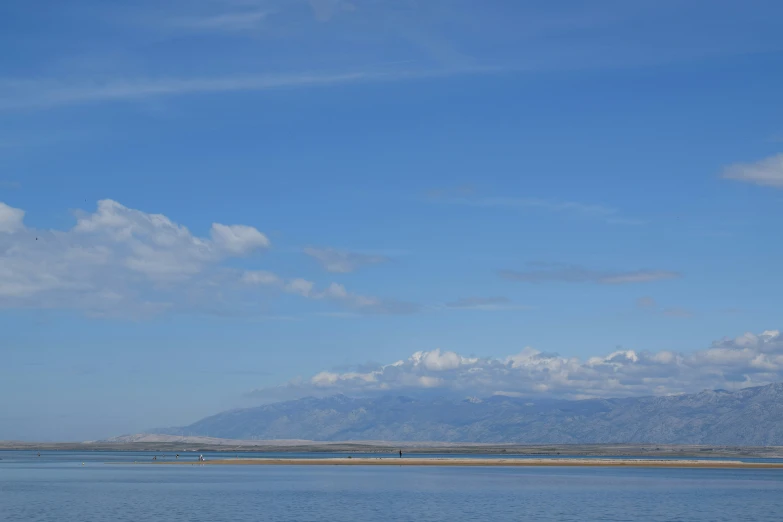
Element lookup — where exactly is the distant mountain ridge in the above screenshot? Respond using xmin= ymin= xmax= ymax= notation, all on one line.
xmin=157 ymin=383 xmax=783 ymax=445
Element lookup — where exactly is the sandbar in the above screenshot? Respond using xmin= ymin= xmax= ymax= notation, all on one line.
xmin=148 ymin=457 xmax=783 ymax=469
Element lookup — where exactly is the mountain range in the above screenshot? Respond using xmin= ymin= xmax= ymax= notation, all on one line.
xmin=155 ymin=383 xmax=783 ymax=445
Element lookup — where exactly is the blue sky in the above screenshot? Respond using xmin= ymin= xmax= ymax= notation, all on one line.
xmin=1 ymin=0 xmax=783 ymax=441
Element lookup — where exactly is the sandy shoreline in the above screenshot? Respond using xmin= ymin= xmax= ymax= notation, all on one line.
xmin=144 ymin=457 xmax=783 ymax=469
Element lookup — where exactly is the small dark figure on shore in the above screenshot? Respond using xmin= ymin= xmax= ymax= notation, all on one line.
xmin=399 ymin=450 xmax=402 ymax=458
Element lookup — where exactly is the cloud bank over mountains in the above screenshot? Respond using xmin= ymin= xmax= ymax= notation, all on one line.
xmin=251 ymin=330 xmax=783 ymax=401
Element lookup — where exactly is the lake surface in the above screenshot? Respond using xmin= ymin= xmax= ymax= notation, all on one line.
xmin=2 ymin=451 xmax=783 ymax=521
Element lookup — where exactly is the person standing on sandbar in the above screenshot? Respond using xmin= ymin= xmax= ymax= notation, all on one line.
xmin=399 ymin=450 xmax=402 ymax=458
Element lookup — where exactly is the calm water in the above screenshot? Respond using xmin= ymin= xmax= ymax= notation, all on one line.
xmin=2 ymin=451 xmax=783 ymax=521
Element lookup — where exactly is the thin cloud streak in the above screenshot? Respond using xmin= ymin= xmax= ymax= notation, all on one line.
xmin=304 ymin=247 xmax=388 ymax=273
xmin=0 ymin=66 xmax=506 ymax=111
xmin=635 ymin=296 xmax=693 ymax=319
xmin=467 ymin=197 xmax=616 ymax=216
xmin=662 ymin=307 xmax=694 ymax=319
xmin=443 ymin=296 xmax=529 ymax=311
xmin=428 ymin=192 xmax=645 ymax=224
xmin=635 ymin=296 xmax=656 ymax=309
xmin=171 ymin=10 xmax=269 ymax=32
xmin=437 ymin=196 xmax=616 ymax=217
xmin=500 ymin=264 xmax=681 ymax=285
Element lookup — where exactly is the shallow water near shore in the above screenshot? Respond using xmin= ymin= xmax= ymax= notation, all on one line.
xmin=2 ymin=451 xmax=783 ymax=521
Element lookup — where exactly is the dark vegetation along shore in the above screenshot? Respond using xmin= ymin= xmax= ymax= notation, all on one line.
xmin=2 ymin=440 xmax=783 ymax=459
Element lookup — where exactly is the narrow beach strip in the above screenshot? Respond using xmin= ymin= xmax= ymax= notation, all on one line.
xmin=143 ymin=457 xmax=783 ymax=469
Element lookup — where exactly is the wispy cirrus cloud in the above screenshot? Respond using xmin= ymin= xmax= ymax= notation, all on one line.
xmin=444 ymin=296 xmax=529 ymax=311
xmin=635 ymin=296 xmax=693 ymax=319
xmin=308 ymin=0 xmax=356 ymax=22
xmin=6 ymin=0 xmax=779 ymax=113
xmin=722 ymin=153 xmax=783 ymax=188
xmin=249 ymin=330 xmax=783 ymax=401
xmin=635 ymin=296 xmax=657 ymax=309
xmin=0 ymin=66 xmax=504 ymax=111
xmin=426 ymin=188 xmax=645 ymax=225
xmin=171 ymin=10 xmax=269 ymax=32
xmin=500 ymin=263 xmax=681 ymax=285
xmin=455 ymin=197 xmax=616 ymax=217
xmin=663 ymin=307 xmax=694 ymax=318
xmin=304 ymin=247 xmax=388 ymax=273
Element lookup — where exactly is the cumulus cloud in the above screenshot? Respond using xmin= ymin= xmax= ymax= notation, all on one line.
xmin=722 ymin=153 xmax=783 ymax=188
xmin=0 ymin=199 xmax=270 ymax=316
xmin=500 ymin=263 xmax=680 ymax=285
xmin=304 ymin=247 xmax=387 ymax=273
xmin=249 ymin=330 xmax=783 ymax=400
xmin=0 ymin=199 xmax=414 ymax=318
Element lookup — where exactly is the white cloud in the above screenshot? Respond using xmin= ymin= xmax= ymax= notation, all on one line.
xmin=250 ymin=330 xmax=783 ymax=400
xmin=722 ymin=153 xmax=783 ymax=188
xmin=286 ymin=278 xmax=315 ymax=298
xmin=210 ymin=223 xmax=269 ymax=255
xmin=304 ymin=247 xmax=387 ymax=273
xmin=0 ymin=202 xmax=25 ymax=233
xmin=412 ymin=348 xmax=464 ymax=371
xmin=0 ymin=199 xmax=270 ymax=315
xmin=241 ymin=270 xmax=280 ymax=286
